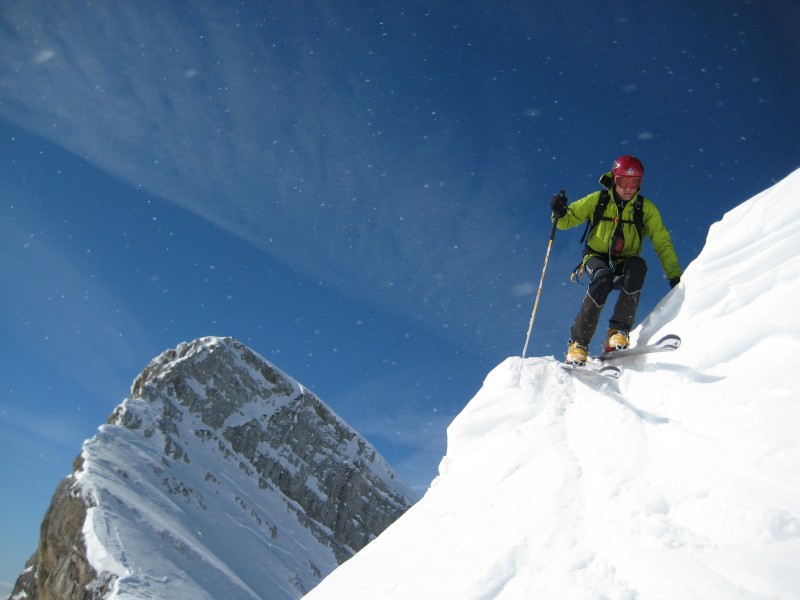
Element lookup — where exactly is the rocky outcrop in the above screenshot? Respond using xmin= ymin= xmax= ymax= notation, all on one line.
xmin=10 ymin=462 xmax=115 ymax=600
xmin=10 ymin=337 xmax=417 ymax=599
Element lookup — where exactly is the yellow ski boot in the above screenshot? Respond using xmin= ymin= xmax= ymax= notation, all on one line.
xmin=565 ymin=340 xmax=589 ymax=365
xmin=604 ymin=329 xmax=630 ymax=352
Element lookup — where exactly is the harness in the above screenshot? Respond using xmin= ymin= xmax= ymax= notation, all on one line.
xmin=571 ymin=190 xmax=645 ymax=282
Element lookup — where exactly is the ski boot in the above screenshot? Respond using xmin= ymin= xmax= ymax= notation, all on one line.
xmin=565 ymin=340 xmax=589 ymax=365
xmin=604 ymin=329 xmax=630 ymax=352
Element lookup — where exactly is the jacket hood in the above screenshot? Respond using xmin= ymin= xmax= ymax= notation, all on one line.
xmin=599 ymin=171 xmax=615 ymax=190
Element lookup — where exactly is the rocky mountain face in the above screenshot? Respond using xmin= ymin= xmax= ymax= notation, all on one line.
xmin=10 ymin=337 xmax=418 ymax=600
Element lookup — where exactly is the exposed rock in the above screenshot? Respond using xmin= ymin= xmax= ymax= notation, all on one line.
xmin=10 ymin=464 xmax=115 ymax=600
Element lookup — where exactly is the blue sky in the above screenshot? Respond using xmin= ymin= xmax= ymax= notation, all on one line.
xmin=2 ymin=0 xmax=799 ymax=589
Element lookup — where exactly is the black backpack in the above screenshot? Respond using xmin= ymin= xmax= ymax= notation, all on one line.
xmin=571 ymin=190 xmax=645 ymax=282
xmin=580 ymin=189 xmax=645 ymax=247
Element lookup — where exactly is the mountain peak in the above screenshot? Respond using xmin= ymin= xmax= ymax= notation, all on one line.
xmin=12 ymin=336 xmax=417 ymax=599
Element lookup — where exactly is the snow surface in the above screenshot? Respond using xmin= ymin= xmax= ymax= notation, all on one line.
xmin=75 ymin=337 xmax=416 ymax=600
xmin=304 ymin=169 xmax=800 ymax=599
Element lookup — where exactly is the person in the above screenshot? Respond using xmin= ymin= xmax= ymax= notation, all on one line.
xmin=549 ymin=155 xmax=681 ymax=365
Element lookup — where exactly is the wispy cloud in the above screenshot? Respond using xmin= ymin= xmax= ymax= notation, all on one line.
xmin=0 ymin=205 xmax=155 ymax=403
xmin=0 ymin=1 xmax=541 ymax=354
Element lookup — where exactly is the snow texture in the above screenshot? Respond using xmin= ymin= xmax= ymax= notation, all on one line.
xmin=75 ymin=337 xmax=416 ymax=600
xmin=304 ymin=169 xmax=800 ymax=599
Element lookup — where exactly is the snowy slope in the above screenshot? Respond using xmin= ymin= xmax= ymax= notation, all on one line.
xmin=70 ymin=338 xmax=417 ymax=600
xmin=303 ymin=168 xmax=800 ymax=599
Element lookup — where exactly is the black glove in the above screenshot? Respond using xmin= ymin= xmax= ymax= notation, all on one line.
xmin=669 ymin=276 xmax=681 ymax=288
xmin=550 ymin=192 xmax=568 ymax=218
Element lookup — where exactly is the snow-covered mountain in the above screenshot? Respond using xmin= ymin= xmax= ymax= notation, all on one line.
xmin=10 ymin=337 xmax=417 ymax=600
xmin=304 ymin=168 xmax=800 ymax=599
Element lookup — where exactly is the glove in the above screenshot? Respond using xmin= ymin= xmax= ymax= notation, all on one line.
xmin=550 ymin=192 xmax=568 ymax=218
xmin=669 ymin=276 xmax=681 ymax=288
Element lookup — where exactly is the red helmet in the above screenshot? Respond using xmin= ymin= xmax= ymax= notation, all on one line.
xmin=611 ymin=155 xmax=644 ymax=178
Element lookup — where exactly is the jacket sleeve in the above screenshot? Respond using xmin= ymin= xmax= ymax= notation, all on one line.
xmin=553 ymin=191 xmax=601 ymax=230
xmin=643 ymin=199 xmax=682 ymax=281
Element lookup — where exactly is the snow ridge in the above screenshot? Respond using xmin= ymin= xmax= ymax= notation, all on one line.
xmin=305 ymin=171 xmax=800 ymax=599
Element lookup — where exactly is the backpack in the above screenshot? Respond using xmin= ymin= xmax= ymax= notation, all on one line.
xmin=571 ymin=190 xmax=645 ymax=282
xmin=579 ymin=189 xmax=645 ymax=247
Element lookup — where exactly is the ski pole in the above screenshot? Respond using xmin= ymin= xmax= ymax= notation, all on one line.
xmin=521 ymin=190 xmax=563 ymax=359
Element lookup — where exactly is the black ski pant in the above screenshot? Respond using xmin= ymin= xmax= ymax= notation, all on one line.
xmin=570 ymin=255 xmax=647 ymax=345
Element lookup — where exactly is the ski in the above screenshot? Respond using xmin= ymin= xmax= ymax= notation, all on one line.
xmin=595 ymin=334 xmax=681 ymax=362
xmin=560 ymin=362 xmax=621 ymax=380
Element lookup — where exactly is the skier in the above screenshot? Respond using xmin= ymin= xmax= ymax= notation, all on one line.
xmin=550 ymin=155 xmax=682 ymax=365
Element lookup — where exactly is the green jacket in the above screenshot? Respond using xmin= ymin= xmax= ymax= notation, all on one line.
xmin=555 ymin=178 xmax=682 ymax=281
